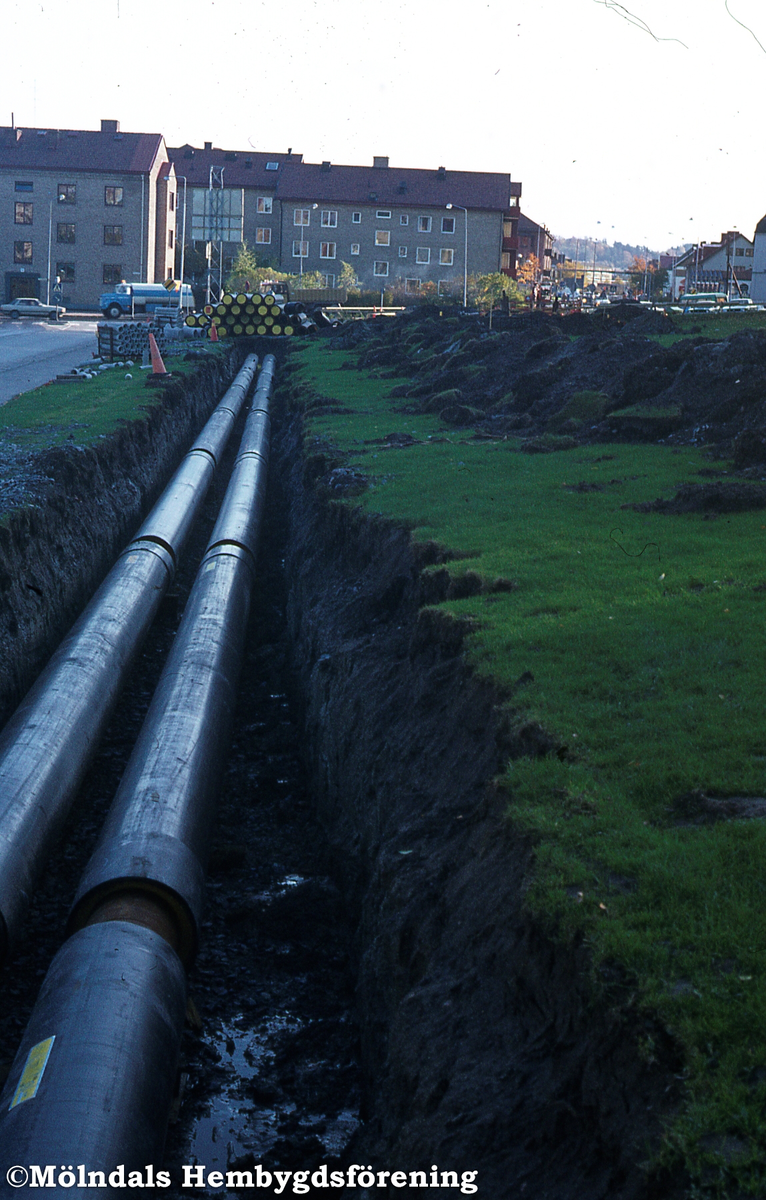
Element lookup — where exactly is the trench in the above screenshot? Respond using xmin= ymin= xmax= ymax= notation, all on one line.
xmin=0 ymin=349 xmax=682 ymax=1199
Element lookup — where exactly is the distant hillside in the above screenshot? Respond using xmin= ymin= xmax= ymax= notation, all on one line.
xmin=552 ymin=237 xmax=689 ymax=269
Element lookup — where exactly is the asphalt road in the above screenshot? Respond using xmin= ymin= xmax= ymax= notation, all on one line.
xmin=0 ymin=318 xmax=99 ymax=405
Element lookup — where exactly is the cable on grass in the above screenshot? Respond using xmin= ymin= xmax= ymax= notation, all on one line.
xmin=610 ymin=528 xmax=660 ymax=560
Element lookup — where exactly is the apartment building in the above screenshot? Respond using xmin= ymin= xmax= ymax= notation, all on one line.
xmin=0 ymin=120 xmax=525 ymax=307
xmin=169 ymin=145 xmax=522 ymax=292
xmin=0 ymin=120 xmax=176 ymax=308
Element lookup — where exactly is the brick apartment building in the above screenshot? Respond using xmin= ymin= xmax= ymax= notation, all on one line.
xmin=0 ymin=120 xmax=176 ymax=308
xmin=0 ymin=119 xmax=531 ymax=307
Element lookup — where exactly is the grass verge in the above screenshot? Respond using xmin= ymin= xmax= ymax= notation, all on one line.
xmin=291 ymin=337 xmax=766 ymax=1197
xmin=0 ymin=346 xmax=228 ymax=448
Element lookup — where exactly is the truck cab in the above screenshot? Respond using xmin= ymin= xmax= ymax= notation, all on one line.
xmin=100 ymin=282 xmax=195 ymax=319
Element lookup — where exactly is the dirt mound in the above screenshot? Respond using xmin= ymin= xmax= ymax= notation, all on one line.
xmin=625 ymin=480 xmax=766 ymax=514
xmin=338 ymin=310 xmax=766 ymax=454
xmin=672 ymin=790 xmax=766 ymax=825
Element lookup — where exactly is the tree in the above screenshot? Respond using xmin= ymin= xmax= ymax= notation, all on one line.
xmin=470 ymin=272 xmax=525 ymax=313
xmin=225 ymin=242 xmax=263 ymax=293
xmin=517 ymin=254 xmax=540 ymax=288
xmin=628 ymin=256 xmax=668 ymax=297
xmin=290 ymin=270 xmax=326 ymax=290
xmin=337 ymin=261 xmax=358 ymax=291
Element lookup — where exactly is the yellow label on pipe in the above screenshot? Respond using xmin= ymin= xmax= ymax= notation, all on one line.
xmin=9 ymin=1036 xmax=55 ymax=1109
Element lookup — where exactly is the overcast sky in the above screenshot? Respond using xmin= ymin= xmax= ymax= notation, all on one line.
xmin=3 ymin=0 xmax=765 ymax=252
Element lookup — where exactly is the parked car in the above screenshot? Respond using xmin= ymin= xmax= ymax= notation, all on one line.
xmin=0 ymin=297 xmax=65 ymax=320
xmin=719 ymin=298 xmax=764 ymax=313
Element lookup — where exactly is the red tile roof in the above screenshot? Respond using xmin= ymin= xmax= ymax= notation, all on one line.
xmin=276 ymin=160 xmax=512 ymax=211
xmin=0 ymin=125 xmax=165 ymax=174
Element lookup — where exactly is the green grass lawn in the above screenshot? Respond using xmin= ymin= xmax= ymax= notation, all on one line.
xmin=291 ymin=338 xmax=766 ymax=1196
xmin=0 ymin=346 xmax=227 ymax=448
xmin=651 ymin=308 xmax=766 ymax=348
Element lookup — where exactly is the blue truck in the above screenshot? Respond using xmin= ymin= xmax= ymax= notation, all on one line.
xmin=99 ymin=282 xmax=195 ymax=320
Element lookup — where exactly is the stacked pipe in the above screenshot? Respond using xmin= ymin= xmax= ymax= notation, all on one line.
xmin=0 ymin=357 xmax=276 ymax=1187
xmin=96 ymin=322 xmax=174 ymax=360
xmin=185 ymin=290 xmax=298 ymax=337
xmin=0 ymin=355 xmax=260 ymax=965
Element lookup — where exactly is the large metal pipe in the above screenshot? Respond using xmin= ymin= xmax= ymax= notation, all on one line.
xmin=0 ymin=358 xmax=277 ymax=1189
xmin=69 ymin=355 xmax=275 ymax=964
xmin=0 ymin=354 xmax=259 ymax=963
xmin=0 ymin=922 xmax=187 ymax=1195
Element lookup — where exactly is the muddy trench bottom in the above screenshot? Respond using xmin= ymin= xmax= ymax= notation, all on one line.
xmin=162 ymin=535 xmax=362 ymax=1194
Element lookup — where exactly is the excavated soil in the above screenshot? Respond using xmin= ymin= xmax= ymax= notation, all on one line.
xmin=343 ymin=308 xmax=766 ymax=466
xmin=276 ymin=401 xmax=685 ymax=1198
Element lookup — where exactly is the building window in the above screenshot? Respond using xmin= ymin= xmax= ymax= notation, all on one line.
xmin=352 ymin=212 xmax=361 ymax=223
xmin=168 ymin=230 xmax=174 ymax=249
xmin=417 ymin=216 xmax=432 ymax=233
xmin=57 ymin=223 xmax=76 ymax=244
xmin=292 ymin=240 xmax=308 ymax=258
xmin=169 ymin=193 xmax=174 ymax=212
xmin=373 ymin=260 xmax=389 ymax=276
xmin=105 ymin=186 xmax=124 ymax=206
xmin=266 ymin=161 xmax=279 ymax=170
xmin=257 ymin=196 xmax=273 ymax=214
xmin=321 ymin=210 xmax=338 ymax=227
xmin=375 ymin=230 xmax=390 ymax=246
xmin=440 ymin=248 xmax=454 ymax=265
xmin=58 ymin=184 xmax=76 ymax=204
xmin=256 ymin=228 xmax=271 ymax=244
xmin=321 ymin=272 xmax=336 ymax=288
xmin=294 ymin=209 xmax=310 ymax=226
xmin=416 ymin=247 xmax=430 ymax=264
xmin=350 ymin=243 xmax=360 ymax=255
xmin=405 ymin=278 xmax=421 ymax=292
xmin=14 ymin=202 xmax=33 ymax=225
xmin=399 ymin=246 xmax=408 ymax=258
xmin=104 ymin=225 xmax=123 ymax=245
xmin=735 ymin=247 xmax=745 ymax=256
xmin=14 ymin=181 xmax=33 ymax=192
xmin=13 ymin=241 xmax=32 ymax=264
xmin=103 ymin=264 xmax=122 ymax=284
xmin=376 ymin=209 xmax=391 ymax=219
xmin=400 ymin=214 xmax=409 ymax=226
xmin=745 ymin=248 xmax=754 ymax=256
xmin=441 ymin=216 xmax=455 ymax=234
xmin=56 ymin=262 xmax=75 ymax=283
xmin=320 ymin=242 xmax=336 ymax=259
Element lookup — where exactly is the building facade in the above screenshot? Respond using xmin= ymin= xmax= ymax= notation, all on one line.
xmin=673 ymin=231 xmax=754 ymax=297
xmin=0 ymin=120 xmax=176 ymax=308
xmin=0 ymin=121 xmax=529 ymax=307
xmin=169 ymin=145 xmax=523 ymax=294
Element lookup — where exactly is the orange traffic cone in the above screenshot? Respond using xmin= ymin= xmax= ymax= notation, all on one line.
xmin=209 ymin=322 xmax=219 ymax=342
xmin=148 ymin=331 xmax=169 ymax=375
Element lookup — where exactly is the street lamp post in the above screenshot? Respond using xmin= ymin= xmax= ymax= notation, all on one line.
xmin=162 ymin=174 xmax=187 ymax=311
xmin=446 ymin=203 xmax=468 ymax=307
xmin=300 ymin=204 xmax=318 ymax=279
xmin=177 ymin=175 xmax=187 ymax=312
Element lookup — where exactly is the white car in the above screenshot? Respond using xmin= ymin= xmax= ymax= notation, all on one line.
xmin=0 ymin=297 xmax=66 ymax=320
xmin=718 ymin=299 xmax=764 ymax=313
